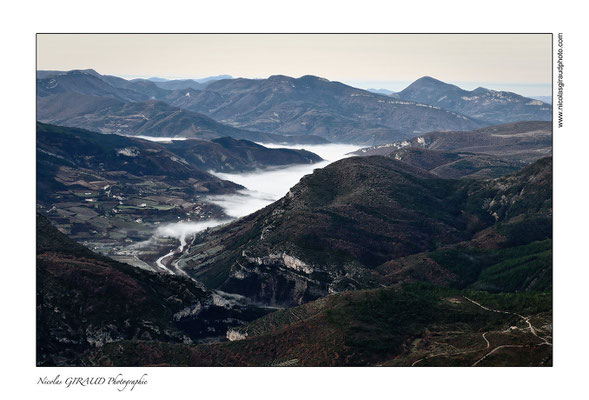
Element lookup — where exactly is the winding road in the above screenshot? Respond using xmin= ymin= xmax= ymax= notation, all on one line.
xmin=411 ymin=297 xmax=551 ymax=367
xmin=463 ymin=296 xmax=552 ymax=366
xmin=463 ymin=296 xmax=552 ymax=346
xmin=154 ymin=232 xmax=191 ymax=277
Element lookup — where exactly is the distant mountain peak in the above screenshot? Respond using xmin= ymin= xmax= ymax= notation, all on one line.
xmin=472 ymin=87 xmax=489 ymax=93
xmin=400 ymin=76 xmax=464 ymax=96
xmin=267 ymin=74 xmax=294 ymax=82
xmin=413 ymin=76 xmax=446 ymax=85
xmin=298 ymin=75 xmax=329 ymax=82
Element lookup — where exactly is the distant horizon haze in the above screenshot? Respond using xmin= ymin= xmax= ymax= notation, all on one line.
xmin=36 ymin=68 xmax=552 ymax=98
xmin=37 ymin=34 xmax=552 ymax=97
xmin=128 ymin=74 xmax=553 ymax=97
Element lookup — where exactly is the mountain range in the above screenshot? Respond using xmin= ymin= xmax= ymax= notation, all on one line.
xmin=36 ymin=69 xmax=230 ymax=94
xmin=37 ymin=91 xmax=327 ymax=144
xmin=37 ymin=70 xmax=549 ymax=145
xmin=169 ymin=74 xmax=484 ymax=144
xmin=36 ymin=69 xmax=552 ymax=145
xmin=36 ymin=70 xmax=327 ymax=144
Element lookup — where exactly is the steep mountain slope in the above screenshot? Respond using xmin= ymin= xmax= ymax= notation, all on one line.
xmin=164 ymin=75 xmax=485 ymax=144
xmin=176 ymin=156 xmax=552 ymax=306
xmin=398 ymin=77 xmax=552 ymax=124
xmin=355 ymin=121 xmax=552 ymax=164
xmin=36 ymin=214 xmax=272 ymax=366
xmin=36 ymin=92 xmax=328 ymax=144
xmin=376 ymin=157 xmax=552 ymax=290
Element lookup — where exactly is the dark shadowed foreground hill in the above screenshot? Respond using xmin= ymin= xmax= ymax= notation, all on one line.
xmin=177 ymin=156 xmax=552 ymax=306
xmin=36 ymin=214 xmax=272 ymax=366
xmin=87 ymin=284 xmax=552 ymax=367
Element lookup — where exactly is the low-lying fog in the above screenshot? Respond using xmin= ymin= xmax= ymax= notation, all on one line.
xmin=154 ymin=219 xmax=231 ymax=250
xmin=130 ymin=135 xmax=190 ymax=143
xmin=139 ymin=143 xmax=359 ymax=265
xmin=151 ymin=220 xmax=231 ymax=272
xmin=208 ymin=143 xmax=360 ymax=218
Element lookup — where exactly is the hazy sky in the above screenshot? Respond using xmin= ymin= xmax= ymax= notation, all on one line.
xmin=37 ymin=34 xmax=552 ymax=96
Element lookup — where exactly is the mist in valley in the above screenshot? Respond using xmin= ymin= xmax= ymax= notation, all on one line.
xmin=208 ymin=143 xmax=360 ymax=218
xmin=141 ymin=143 xmax=359 ymax=270
xmin=129 ymin=135 xmax=190 ymax=142
xmin=154 ymin=219 xmax=231 ymax=249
